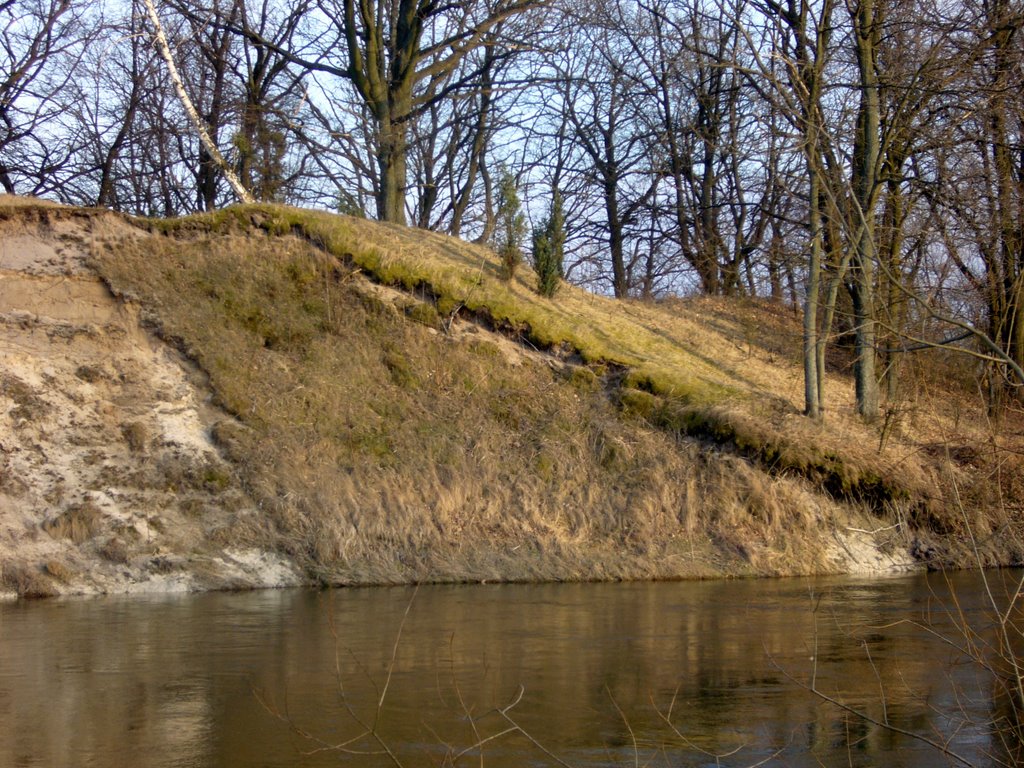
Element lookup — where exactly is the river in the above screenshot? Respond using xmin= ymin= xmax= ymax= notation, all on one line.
xmin=0 ymin=571 xmax=1020 ymax=767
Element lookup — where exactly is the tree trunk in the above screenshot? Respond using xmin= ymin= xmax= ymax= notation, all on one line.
xmin=816 ymin=208 xmax=851 ymax=411
xmin=0 ymin=164 xmax=14 ymax=194
xmin=377 ymin=110 xmax=408 ymax=225
xmin=606 ymin=179 xmax=628 ymax=298
xmin=143 ymin=0 xmax=253 ymax=204
xmin=849 ymin=0 xmax=882 ymax=421
xmin=804 ymin=156 xmax=823 ymax=419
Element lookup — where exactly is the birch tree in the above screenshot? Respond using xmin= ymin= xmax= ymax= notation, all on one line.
xmin=143 ymin=0 xmax=253 ymax=203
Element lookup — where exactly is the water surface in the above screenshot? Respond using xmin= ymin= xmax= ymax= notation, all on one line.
xmin=1 ymin=571 xmax=1019 ymax=767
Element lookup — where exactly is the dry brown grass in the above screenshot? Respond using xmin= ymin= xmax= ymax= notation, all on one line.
xmin=0 ymin=194 xmax=62 ymax=208
xmin=1 ymin=373 xmax=51 ymax=424
xmin=135 ymin=205 xmax=971 ymax=505
xmin=44 ymin=559 xmax=75 ymax=583
xmin=80 ymin=203 xmax=1024 ymax=582
xmin=121 ymin=421 xmax=149 ymax=453
xmin=99 ymin=537 xmax=130 ymax=564
xmin=86 ymin=239 xmax=807 ymax=579
xmin=41 ymin=502 xmax=103 ymax=544
xmin=1 ymin=562 xmax=59 ymax=598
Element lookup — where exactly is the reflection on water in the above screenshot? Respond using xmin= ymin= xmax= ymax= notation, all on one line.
xmin=0 ymin=571 xmax=1019 ymax=767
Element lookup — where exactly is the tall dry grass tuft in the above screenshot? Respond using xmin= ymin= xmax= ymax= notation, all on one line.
xmin=1 ymin=562 xmax=59 ymax=598
xmin=41 ymin=502 xmax=103 ymax=544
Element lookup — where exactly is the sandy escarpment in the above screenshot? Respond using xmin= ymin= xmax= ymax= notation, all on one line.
xmin=0 ymin=203 xmax=299 ymax=597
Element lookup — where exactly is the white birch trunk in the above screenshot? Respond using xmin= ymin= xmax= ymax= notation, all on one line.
xmin=142 ymin=0 xmax=254 ymax=205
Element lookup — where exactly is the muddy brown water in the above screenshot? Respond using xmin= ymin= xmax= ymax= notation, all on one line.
xmin=0 ymin=571 xmax=1020 ymax=767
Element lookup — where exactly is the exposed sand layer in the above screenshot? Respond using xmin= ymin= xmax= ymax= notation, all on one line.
xmin=0 ymin=207 xmax=299 ymax=597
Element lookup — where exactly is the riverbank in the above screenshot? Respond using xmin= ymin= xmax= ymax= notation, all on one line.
xmin=1 ymin=197 xmax=1020 ymax=597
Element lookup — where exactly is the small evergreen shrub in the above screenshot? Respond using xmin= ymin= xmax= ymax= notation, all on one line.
xmin=336 ymin=191 xmax=367 ymax=218
xmin=493 ymin=168 xmax=526 ymax=281
xmin=533 ymin=189 xmax=565 ymax=297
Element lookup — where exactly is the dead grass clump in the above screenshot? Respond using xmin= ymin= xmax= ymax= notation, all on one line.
xmin=0 ymin=457 xmax=28 ymax=496
xmin=617 ymin=385 xmax=917 ymax=511
xmin=404 ymin=300 xmax=442 ymax=330
xmin=121 ymin=421 xmax=149 ymax=453
xmin=42 ymin=502 xmax=103 ymax=544
xmin=1 ymin=373 xmax=51 ymax=423
xmin=74 ymin=365 xmax=106 ymax=383
xmin=668 ymin=450 xmax=841 ymax=574
xmin=157 ymin=454 xmax=233 ymax=493
xmin=178 ymin=497 xmax=207 ymax=517
xmin=566 ymin=365 xmax=602 ymax=393
xmin=146 ymin=555 xmax=180 ymax=574
xmin=1 ymin=562 xmax=59 ymax=598
xmin=209 ymin=418 xmax=255 ymax=462
xmin=100 ymin=537 xmax=130 ymax=564
xmin=44 ymin=559 xmax=75 ymax=583
xmin=381 ymin=346 xmax=420 ymax=388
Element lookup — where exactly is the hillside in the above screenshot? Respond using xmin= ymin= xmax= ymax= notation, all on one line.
xmin=1 ymin=197 xmax=1021 ymax=597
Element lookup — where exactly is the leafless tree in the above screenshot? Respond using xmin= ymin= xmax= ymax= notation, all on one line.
xmin=0 ymin=0 xmax=93 ymax=195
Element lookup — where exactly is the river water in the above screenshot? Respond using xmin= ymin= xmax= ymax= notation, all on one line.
xmin=0 ymin=571 xmax=1021 ymax=767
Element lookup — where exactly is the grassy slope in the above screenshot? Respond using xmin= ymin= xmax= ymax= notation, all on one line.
xmin=84 ymin=203 xmax=1024 ymax=582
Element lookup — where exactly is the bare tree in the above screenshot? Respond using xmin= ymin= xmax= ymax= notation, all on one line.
xmin=303 ymin=0 xmax=546 ymax=224
xmin=0 ymin=0 xmax=92 ymax=195
xmin=542 ymin=4 xmax=666 ymax=298
xmin=922 ymin=0 xmax=1024 ymax=404
xmin=750 ymin=0 xmax=837 ymax=418
xmin=405 ymin=18 xmax=533 ymax=237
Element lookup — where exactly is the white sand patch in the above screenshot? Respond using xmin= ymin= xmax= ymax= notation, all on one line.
xmin=221 ymin=548 xmax=303 ymax=587
xmin=826 ymin=525 xmax=916 ymax=573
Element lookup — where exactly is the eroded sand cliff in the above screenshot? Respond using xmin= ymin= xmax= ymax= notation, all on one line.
xmin=0 ymin=200 xmax=299 ymax=597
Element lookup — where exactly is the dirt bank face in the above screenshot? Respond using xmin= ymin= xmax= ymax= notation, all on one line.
xmin=0 ymin=201 xmax=935 ymax=597
xmin=0 ymin=206 xmax=299 ymax=597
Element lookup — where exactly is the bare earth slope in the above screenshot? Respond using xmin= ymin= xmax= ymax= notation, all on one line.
xmin=4 ymin=198 xmax=1021 ymax=597
xmin=0 ymin=199 xmax=299 ymax=597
